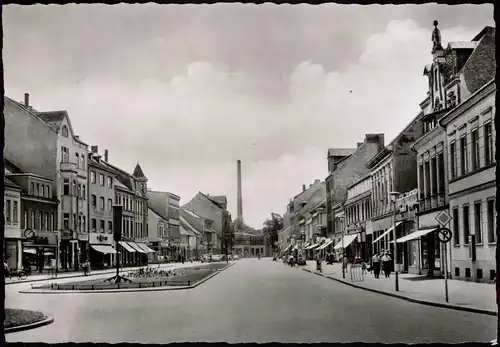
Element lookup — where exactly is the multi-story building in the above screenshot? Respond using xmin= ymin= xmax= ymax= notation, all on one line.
xmin=148 ymin=191 xmax=182 ymax=257
xmin=102 ymin=160 xmax=150 ymax=266
xmin=343 ymin=175 xmax=373 ymax=262
xmin=86 ymin=147 xmax=118 ymax=269
xmin=4 ymin=170 xmax=23 ymax=272
xmin=233 ymin=232 xmax=265 ymax=258
xmin=302 ymin=197 xmax=327 ymax=259
xmin=180 ymin=208 xmax=217 ymax=256
xmin=440 ymin=79 xmax=496 ymax=283
xmin=182 ymin=192 xmax=232 ymax=254
xmin=179 ymin=214 xmax=202 ymax=260
xmin=409 ymin=24 xmax=496 ymax=279
xmin=147 ymin=206 xmax=169 ymax=261
xmin=367 ymin=117 xmax=423 ymax=271
xmin=4 ymin=94 xmax=89 ymax=270
xmin=5 ymin=158 xmax=59 ymax=273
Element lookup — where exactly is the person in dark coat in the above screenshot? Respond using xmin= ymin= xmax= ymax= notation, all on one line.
xmin=372 ymin=252 xmax=381 ymax=279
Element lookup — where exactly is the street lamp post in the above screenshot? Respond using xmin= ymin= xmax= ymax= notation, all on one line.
xmin=390 ymin=191 xmax=400 ymax=292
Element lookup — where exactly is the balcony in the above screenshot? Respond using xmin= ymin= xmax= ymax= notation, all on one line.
xmin=60 ymin=162 xmax=77 ymax=172
xmin=419 ymin=192 xmax=446 ymax=213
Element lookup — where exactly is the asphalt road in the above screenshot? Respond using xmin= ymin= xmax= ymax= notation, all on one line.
xmin=6 ymin=258 xmax=496 ymax=343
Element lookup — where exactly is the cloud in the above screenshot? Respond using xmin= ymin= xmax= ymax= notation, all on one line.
xmin=4 ymin=14 xmax=488 ymax=228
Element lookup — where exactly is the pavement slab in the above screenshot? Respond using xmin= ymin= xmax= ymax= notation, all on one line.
xmin=6 ymin=258 xmax=496 ymax=343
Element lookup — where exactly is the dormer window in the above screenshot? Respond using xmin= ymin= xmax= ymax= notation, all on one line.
xmin=61 ymin=125 xmax=69 ymax=137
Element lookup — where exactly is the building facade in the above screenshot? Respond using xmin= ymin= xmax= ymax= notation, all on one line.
xmin=4 ymin=174 xmax=23 ymax=271
xmin=147 ymin=207 xmax=169 ymax=261
xmin=86 ymin=148 xmax=118 ymax=269
xmin=440 ymin=80 xmax=496 ymax=283
xmin=148 ymin=191 xmax=182 ymax=257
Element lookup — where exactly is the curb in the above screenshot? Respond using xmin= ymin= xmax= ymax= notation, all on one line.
xmin=5 ymin=313 xmax=54 ymax=334
xmin=6 ymin=264 xmax=182 ymax=285
xmin=301 ymin=268 xmax=496 ymax=317
xmin=19 ymin=263 xmax=235 ymax=294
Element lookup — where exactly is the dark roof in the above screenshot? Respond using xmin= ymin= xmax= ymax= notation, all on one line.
xmin=133 ymin=162 xmax=147 ymax=179
xmin=327 ymin=148 xmax=357 ymax=158
xmin=209 ymin=195 xmax=227 ymax=205
xmin=148 ymin=204 xmax=167 ymax=221
xmin=180 ymin=210 xmax=204 ymax=235
xmin=36 ymin=110 xmax=67 ymax=130
xmin=460 ymin=26 xmax=496 ymax=94
xmin=199 ymin=192 xmax=225 ymax=209
xmin=5 ymin=176 xmax=22 ymax=190
xmin=4 ymin=158 xmax=25 ymax=174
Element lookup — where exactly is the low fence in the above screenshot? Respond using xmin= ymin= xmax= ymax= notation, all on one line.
xmin=34 ymin=279 xmax=193 ymax=291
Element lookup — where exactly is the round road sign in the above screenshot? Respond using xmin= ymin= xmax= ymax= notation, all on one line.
xmin=23 ymin=228 xmax=35 ymax=239
xmin=437 ymin=227 xmax=452 ymax=243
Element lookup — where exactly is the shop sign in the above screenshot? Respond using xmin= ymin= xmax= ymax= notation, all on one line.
xmin=89 ymin=233 xmax=113 ymax=245
xmin=24 ymin=231 xmax=57 ymax=245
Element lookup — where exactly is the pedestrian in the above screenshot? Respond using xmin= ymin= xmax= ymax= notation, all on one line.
xmin=4 ymin=259 xmax=11 ymax=280
xmin=381 ymin=251 xmax=392 ymax=278
xmin=372 ymin=252 xmax=381 ymax=278
xmin=315 ymin=252 xmax=322 ymax=273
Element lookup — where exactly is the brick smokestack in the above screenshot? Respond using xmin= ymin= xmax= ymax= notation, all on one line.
xmin=237 ymin=160 xmax=243 ymax=222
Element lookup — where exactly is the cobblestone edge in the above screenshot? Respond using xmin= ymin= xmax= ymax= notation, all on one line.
xmin=302 ymin=268 xmax=496 ymax=317
xmin=5 ymin=313 xmax=54 ymax=334
xmin=18 ymin=263 xmax=235 ymax=294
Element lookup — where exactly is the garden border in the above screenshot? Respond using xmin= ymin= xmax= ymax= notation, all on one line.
xmin=5 ymin=312 xmax=54 ymax=334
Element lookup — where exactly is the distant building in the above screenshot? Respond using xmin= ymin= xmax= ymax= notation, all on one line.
xmin=147 ymin=206 xmax=169 ymax=262
xmin=181 ymin=208 xmax=217 ymax=255
xmin=148 ymin=190 xmax=181 ymax=257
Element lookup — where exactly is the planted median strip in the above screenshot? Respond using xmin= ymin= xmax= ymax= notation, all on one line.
xmin=5 ymin=308 xmax=54 ymax=333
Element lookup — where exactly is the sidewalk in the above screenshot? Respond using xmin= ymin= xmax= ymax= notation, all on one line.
xmin=6 ymin=262 xmax=197 ymax=285
xmin=303 ymin=260 xmax=496 ymax=316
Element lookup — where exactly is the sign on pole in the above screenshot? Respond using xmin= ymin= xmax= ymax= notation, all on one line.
xmin=435 ymin=210 xmax=452 ymax=227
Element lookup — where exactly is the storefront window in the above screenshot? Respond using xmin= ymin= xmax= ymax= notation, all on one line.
xmin=434 ymin=238 xmax=441 ymax=270
xmin=408 ymin=240 xmax=417 ymax=267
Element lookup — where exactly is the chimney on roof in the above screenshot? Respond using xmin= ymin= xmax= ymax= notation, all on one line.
xmin=104 ymin=149 xmax=109 ymax=162
xmin=302 ymin=184 xmax=306 ymax=192
xmin=24 ymin=93 xmax=29 ymax=108
xmin=91 ymin=145 xmax=98 ymax=154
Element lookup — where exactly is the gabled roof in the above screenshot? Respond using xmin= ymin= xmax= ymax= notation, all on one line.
xmin=199 ymin=192 xmax=226 ymax=210
xmin=296 ymin=184 xmax=326 ymax=217
xmin=4 ymin=97 xmax=57 ymax=133
xmin=133 ymin=162 xmax=147 ymax=179
xmin=209 ymin=195 xmax=227 ymax=205
xmin=327 ymin=148 xmax=357 ymax=158
xmin=180 ymin=208 xmax=204 ymax=234
xmin=5 ymin=176 xmax=22 ymax=191
xmin=180 ymin=216 xmax=201 ymax=236
xmin=4 ymin=158 xmax=25 ymax=174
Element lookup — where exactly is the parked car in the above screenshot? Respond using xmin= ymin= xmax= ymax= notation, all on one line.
xmin=201 ymin=254 xmax=211 ymax=263
xmin=232 ymin=255 xmax=240 ymax=260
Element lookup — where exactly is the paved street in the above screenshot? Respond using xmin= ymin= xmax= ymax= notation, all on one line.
xmin=6 ymin=258 xmax=496 ymax=343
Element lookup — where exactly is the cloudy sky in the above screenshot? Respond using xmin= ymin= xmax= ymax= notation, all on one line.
xmin=3 ymin=4 xmax=494 ymax=228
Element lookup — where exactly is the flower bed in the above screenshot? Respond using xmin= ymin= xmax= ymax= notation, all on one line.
xmin=4 ymin=308 xmax=47 ymax=329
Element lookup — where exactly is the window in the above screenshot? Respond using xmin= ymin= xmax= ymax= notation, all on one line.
xmin=431 ymin=157 xmax=437 ymax=195
xmin=463 ymin=205 xmax=470 ymax=245
xmin=450 ymin=142 xmax=456 ymax=179
xmin=91 ymin=195 xmax=97 ymax=209
xmin=78 ymin=215 xmax=82 ymax=232
xmin=73 ymin=213 xmax=77 ymax=230
xmin=100 ymin=197 xmax=105 ymax=211
xmin=78 ymin=184 xmax=82 ymax=199
xmin=63 ymin=213 xmax=69 ymax=230
xmin=453 ymin=208 xmax=460 ymax=246
xmin=484 ymin=122 xmax=493 ymax=165
xmin=41 ymin=184 xmax=45 ymax=197
xmin=460 ymin=136 xmax=468 ymax=175
xmin=108 ymin=199 xmax=113 ymax=212
xmin=13 ymin=201 xmax=18 ymax=222
xmin=108 ymin=221 xmax=113 ymax=233
xmin=99 ymin=173 xmax=105 ymax=186
xmin=61 ymin=146 xmax=69 ymax=163
xmin=90 ymin=171 xmax=96 ymax=184
xmin=82 ymin=216 xmax=86 ymax=232
xmin=107 ymin=176 xmax=113 ymax=188
xmin=437 ymin=152 xmax=445 ymax=193
xmin=40 ymin=211 xmax=45 ymax=230
xmin=36 ymin=183 xmax=40 ymax=196
xmin=75 ymin=153 xmax=80 ymax=168
xmin=487 ymin=199 xmax=495 ymax=243
xmin=63 ymin=178 xmax=70 ymax=195
xmin=73 ymin=180 xmax=76 ymax=197
xmin=50 ymin=213 xmax=54 ymax=231
xmin=61 ymin=125 xmax=69 ymax=137
xmin=80 ymin=154 xmax=85 ymax=170
xmin=471 ymin=129 xmax=480 ymax=171
xmin=45 ymin=185 xmax=49 ymax=198
xmin=82 ymin=185 xmax=86 ymax=200
xmin=99 ymin=220 xmax=105 ymax=233
xmin=30 ymin=182 xmax=34 ymax=195
xmin=91 ymin=218 xmax=97 ymax=232
xmin=5 ymin=200 xmax=11 ymax=223
xmin=424 ymin=161 xmax=430 ymax=196
xmin=44 ymin=212 xmax=49 ymax=230
xmin=474 ymin=202 xmax=482 ymax=244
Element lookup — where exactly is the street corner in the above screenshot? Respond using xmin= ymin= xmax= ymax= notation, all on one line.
xmin=5 ymin=308 xmax=55 ymax=334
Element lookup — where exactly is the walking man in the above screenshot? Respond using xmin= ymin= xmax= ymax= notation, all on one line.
xmin=372 ymin=252 xmax=381 ymax=279
xmin=381 ymin=251 xmax=392 ymax=278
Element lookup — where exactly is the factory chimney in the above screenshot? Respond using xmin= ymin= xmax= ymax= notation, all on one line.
xmin=237 ymin=160 xmax=243 ymax=225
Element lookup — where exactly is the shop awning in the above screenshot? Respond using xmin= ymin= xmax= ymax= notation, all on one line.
xmin=333 ymin=234 xmax=358 ymax=250
xmin=303 ymin=242 xmax=311 ymax=248
xmin=293 ymin=244 xmax=299 ymax=250
xmin=127 ymin=242 xmax=147 ymax=254
xmin=118 ymin=241 xmax=136 ymax=253
xmin=91 ymin=244 xmax=118 ymax=254
xmin=372 ymin=221 xmax=402 ymax=244
xmin=392 ymin=228 xmax=437 ymax=244
xmin=283 ymin=244 xmax=292 ymax=252
xmin=317 ymin=239 xmax=333 ymax=250
xmin=306 ymin=243 xmax=319 ymax=250
xmin=23 ymin=249 xmax=53 ymax=255
xmin=135 ymin=243 xmax=156 ymax=253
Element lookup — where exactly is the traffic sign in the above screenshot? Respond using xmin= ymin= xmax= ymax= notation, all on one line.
xmin=435 ymin=210 xmax=452 ymax=227
xmin=437 ymin=227 xmax=452 ymax=243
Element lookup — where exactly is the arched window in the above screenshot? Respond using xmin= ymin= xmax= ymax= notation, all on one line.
xmin=61 ymin=125 xmax=69 ymax=137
